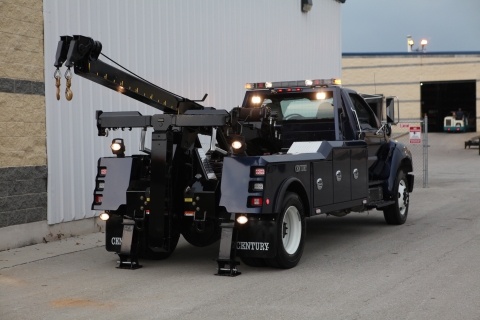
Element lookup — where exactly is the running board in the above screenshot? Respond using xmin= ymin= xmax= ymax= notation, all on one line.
xmin=367 ymin=200 xmax=395 ymax=209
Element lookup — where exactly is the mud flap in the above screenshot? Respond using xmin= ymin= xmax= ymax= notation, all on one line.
xmin=235 ymin=217 xmax=277 ymax=259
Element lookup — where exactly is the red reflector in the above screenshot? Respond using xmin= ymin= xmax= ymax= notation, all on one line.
xmin=456 ymin=128 xmax=460 ymax=131
xmin=251 ymin=197 xmax=263 ymax=206
xmin=447 ymin=128 xmax=450 ymax=131
xmin=287 ymin=88 xmax=292 ymax=92
xmin=266 ymin=198 xmax=270 ymax=205
xmin=184 ymin=211 xmax=194 ymax=216
xmin=255 ymin=168 xmax=265 ymax=176
xmin=95 ymin=195 xmax=103 ymax=203
xmin=100 ymin=168 xmax=107 ymax=175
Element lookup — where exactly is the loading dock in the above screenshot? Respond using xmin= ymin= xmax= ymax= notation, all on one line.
xmin=420 ymin=80 xmax=476 ymax=132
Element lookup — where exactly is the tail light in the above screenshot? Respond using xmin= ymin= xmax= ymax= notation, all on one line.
xmin=251 ymin=167 xmax=265 ymax=177
xmin=250 ymin=197 xmax=263 ymax=207
xmin=94 ymin=195 xmax=103 ymax=204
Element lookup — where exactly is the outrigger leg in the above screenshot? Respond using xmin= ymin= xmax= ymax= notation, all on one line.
xmin=215 ymin=214 xmax=241 ymax=276
xmin=117 ymin=219 xmax=142 ymax=270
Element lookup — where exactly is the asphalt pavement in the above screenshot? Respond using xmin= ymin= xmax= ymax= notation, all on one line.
xmin=1 ymin=132 xmax=479 ymax=320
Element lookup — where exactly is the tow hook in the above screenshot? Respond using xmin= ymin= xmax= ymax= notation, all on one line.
xmin=194 ymin=220 xmax=206 ymax=233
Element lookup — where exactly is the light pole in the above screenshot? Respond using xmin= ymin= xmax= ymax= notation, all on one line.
xmin=407 ymin=35 xmax=414 ymax=52
xmin=407 ymin=36 xmax=428 ymax=53
xmin=421 ymin=39 xmax=428 ymax=52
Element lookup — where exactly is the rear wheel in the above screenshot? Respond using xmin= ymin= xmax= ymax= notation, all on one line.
xmin=383 ymin=169 xmax=409 ymax=225
xmin=265 ymin=192 xmax=306 ymax=269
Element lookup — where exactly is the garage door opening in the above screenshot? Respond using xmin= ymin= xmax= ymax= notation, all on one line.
xmin=421 ymin=80 xmax=476 ymax=132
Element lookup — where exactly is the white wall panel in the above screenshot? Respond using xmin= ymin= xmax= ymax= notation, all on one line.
xmin=44 ymin=0 xmax=342 ymax=224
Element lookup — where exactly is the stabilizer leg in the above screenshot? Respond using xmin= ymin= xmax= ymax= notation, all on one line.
xmin=215 ymin=214 xmax=240 ymax=276
xmin=117 ymin=219 xmax=142 ymax=270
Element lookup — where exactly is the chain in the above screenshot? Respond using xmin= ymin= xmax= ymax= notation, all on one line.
xmin=54 ymin=68 xmax=61 ymax=100
xmin=65 ymin=68 xmax=73 ymax=101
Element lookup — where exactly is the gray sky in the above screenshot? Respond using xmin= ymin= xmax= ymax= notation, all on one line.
xmin=342 ymin=0 xmax=480 ymax=53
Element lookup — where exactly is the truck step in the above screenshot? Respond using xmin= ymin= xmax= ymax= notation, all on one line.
xmin=368 ymin=200 xmax=395 ymax=209
xmin=368 ymin=180 xmax=384 ymax=186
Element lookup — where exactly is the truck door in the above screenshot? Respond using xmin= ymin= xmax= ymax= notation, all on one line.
xmin=345 ymin=93 xmax=384 ymax=170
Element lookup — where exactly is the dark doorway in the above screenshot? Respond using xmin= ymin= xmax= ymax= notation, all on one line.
xmin=421 ymin=80 xmax=476 ymax=132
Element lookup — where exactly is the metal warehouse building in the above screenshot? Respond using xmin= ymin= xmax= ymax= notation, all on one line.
xmin=1 ymin=0 xmax=344 ymax=250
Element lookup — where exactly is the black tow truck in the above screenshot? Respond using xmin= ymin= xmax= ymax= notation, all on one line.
xmin=54 ymin=35 xmax=414 ymax=276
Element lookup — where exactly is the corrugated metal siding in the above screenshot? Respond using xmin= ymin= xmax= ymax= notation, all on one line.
xmin=44 ymin=0 xmax=342 ymax=224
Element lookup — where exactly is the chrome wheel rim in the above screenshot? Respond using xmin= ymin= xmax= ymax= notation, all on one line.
xmin=282 ymin=206 xmax=302 ymax=254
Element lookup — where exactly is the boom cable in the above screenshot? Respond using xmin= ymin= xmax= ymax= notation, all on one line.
xmin=100 ymin=53 xmax=183 ymax=100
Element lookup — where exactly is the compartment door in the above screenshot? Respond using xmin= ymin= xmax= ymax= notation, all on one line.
xmin=333 ymin=149 xmax=351 ymax=203
xmin=313 ymin=161 xmax=333 ymax=207
xmin=351 ymin=147 xmax=368 ymax=200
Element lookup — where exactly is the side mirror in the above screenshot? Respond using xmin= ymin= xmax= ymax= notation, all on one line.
xmin=385 ymin=96 xmax=399 ymax=125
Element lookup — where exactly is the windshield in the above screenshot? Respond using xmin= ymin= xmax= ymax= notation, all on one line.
xmin=245 ymin=91 xmax=335 ymax=122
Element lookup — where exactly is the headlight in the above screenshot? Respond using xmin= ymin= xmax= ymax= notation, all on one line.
xmin=236 ymin=215 xmax=248 ymax=224
xmin=111 ymin=143 xmax=122 ymax=151
xmin=251 ymin=96 xmax=261 ymax=104
xmin=230 ymin=135 xmax=246 ymax=154
xmin=99 ymin=212 xmax=110 ymax=221
xmin=232 ymin=140 xmax=243 ymax=150
xmin=110 ymin=138 xmax=125 ymax=157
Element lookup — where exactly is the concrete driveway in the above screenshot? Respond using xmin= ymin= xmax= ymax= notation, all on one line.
xmin=1 ymin=132 xmax=479 ymax=320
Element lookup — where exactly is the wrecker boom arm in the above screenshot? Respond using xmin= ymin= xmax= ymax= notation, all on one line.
xmin=54 ymin=35 xmax=205 ymax=114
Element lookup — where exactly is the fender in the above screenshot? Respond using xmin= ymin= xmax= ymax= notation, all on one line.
xmin=273 ymin=177 xmax=308 ymax=215
xmin=383 ymin=141 xmax=413 ymax=198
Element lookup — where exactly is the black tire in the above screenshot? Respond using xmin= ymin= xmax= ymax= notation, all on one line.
xmin=181 ymin=219 xmax=221 ymax=247
xmin=138 ymin=229 xmax=180 ymax=260
xmin=265 ymin=192 xmax=306 ymax=269
xmin=383 ymin=169 xmax=409 ymax=225
xmin=240 ymin=257 xmax=268 ymax=268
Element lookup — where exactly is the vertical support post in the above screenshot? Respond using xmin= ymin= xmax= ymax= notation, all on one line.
xmin=148 ymin=130 xmax=173 ymax=251
xmin=117 ymin=219 xmax=142 ymax=269
xmin=423 ymin=115 xmax=429 ymax=188
xmin=215 ymin=213 xmax=241 ymax=276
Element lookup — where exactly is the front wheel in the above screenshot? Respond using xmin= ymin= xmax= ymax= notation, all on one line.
xmin=265 ymin=192 xmax=306 ymax=269
xmin=383 ymin=169 xmax=409 ymax=225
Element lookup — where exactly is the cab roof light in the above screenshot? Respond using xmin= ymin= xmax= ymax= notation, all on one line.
xmin=245 ymin=82 xmax=267 ymax=90
xmin=247 ymin=79 xmax=342 ymax=90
